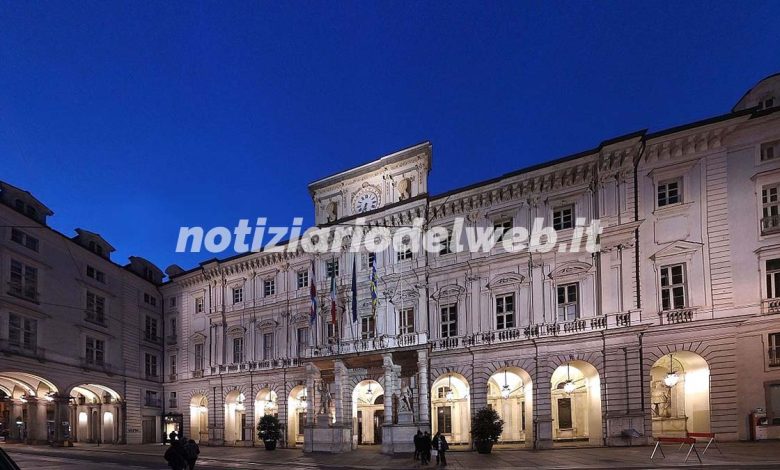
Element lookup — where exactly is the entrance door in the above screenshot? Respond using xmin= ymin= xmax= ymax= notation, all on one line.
xmin=373 ymin=410 xmax=383 ymax=444
xmin=357 ymin=411 xmax=363 ymax=444
xmin=557 ymin=398 xmax=572 ymax=429
xmin=141 ymin=418 xmax=157 ymax=443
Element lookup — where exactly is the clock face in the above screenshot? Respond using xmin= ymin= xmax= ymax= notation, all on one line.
xmin=355 ymin=191 xmax=379 ymax=213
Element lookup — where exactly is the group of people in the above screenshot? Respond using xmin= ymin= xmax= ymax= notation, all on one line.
xmin=164 ymin=430 xmax=200 ymax=470
xmin=413 ymin=430 xmax=449 ymax=466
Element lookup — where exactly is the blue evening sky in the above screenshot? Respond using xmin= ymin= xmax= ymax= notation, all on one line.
xmin=2 ymin=1 xmax=779 ymax=274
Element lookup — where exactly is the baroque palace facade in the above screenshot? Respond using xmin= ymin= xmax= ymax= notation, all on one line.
xmin=2 ymin=74 xmax=780 ymax=450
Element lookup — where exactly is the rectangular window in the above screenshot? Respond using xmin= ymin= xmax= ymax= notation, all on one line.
xmin=169 ymin=391 xmax=178 ymax=408
xmin=263 ymin=279 xmax=275 ymax=296
xmin=496 ymin=293 xmax=515 ymax=330
xmin=145 ymin=353 xmax=158 ymax=378
xmin=86 ymin=265 xmax=106 ymax=283
xmin=297 ymin=270 xmax=309 ymax=289
xmin=195 ymin=296 xmax=204 ymax=313
xmin=170 ymin=318 xmax=177 ymax=337
xmin=327 ymin=323 xmax=339 ymax=343
xmin=552 ymin=206 xmax=574 ymax=230
xmin=144 ymin=316 xmax=158 ymax=341
xmin=10 ymin=229 xmax=39 ymax=252
xmin=263 ymin=332 xmax=274 ymax=360
xmin=145 ymin=390 xmax=159 ymax=407
xmin=767 ymin=259 xmax=780 ymax=299
xmin=326 ymin=260 xmax=339 ymax=278
xmin=361 ymin=316 xmax=376 ymax=339
xmin=399 ymin=308 xmax=415 ymax=335
xmin=657 ymin=179 xmax=682 ymax=207
xmin=232 ymin=337 xmax=244 ymax=363
xmin=439 ymin=229 xmax=453 ymax=255
xmin=170 ymin=354 xmax=177 ymax=376
xmin=397 ymin=245 xmax=413 ymax=261
xmin=440 ymin=304 xmax=458 ymax=338
xmin=194 ymin=343 xmax=204 ymax=371
xmin=9 ymin=259 xmax=38 ymax=301
xmin=769 ymin=332 xmax=780 ymax=367
xmin=493 ymin=218 xmax=513 ymax=242
xmin=660 ymin=264 xmax=687 ymax=311
xmin=85 ymin=337 xmax=105 ymax=366
xmin=761 ymin=140 xmax=780 ymax=162
xmin=8 ymin=313 xmax=36 ymax=350
xmin=169 ymin=297 xmax=177 ymax=308
xmin=233 ymin=286 xmax=244 ymax=303
xmin=143 ymin=293 xmax=156 ymax=306
xmin=763 ymin=184 xmax=780 ymax=233
xmin=437 ymin=406 xmax=453 ymax=434
xmin=86 ymin=291 xmax=106 ymax=325
xmin=437 ymin=386 xmax=451 ymax=400
xmin=556 ymin=283 xmax=579 ymax=322
xmin=296 ymin=327 xmax=309 ymax=356
xmin=557 ymin=398 xmax=573 ymax=429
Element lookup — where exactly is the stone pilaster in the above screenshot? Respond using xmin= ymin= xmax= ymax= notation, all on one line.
xmin=417 ymin=349 xmax=430 ymax=428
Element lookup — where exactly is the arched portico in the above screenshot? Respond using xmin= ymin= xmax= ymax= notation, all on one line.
xmin=550 ymin=360 xmax=602 ymax=446
xmin=650 ymin=351 xmax=710 ymax=437
xmin=0 ymin=372 xmax=63 ymax=444
xmin=287 ymin=385 xmax=308 ymax=446
xmin=431 ymin=372 xmax=471 ymax=445
xmin=189 ymin=394 xmax=208 ymax=444
xmin=487 ymin=367 xmax=533 ymax=446
xmin=69 ymin=383 xmax=123 ymax=444
xmin=352 ymin=380 xmax=384 ymax=445
xmin=224 ymin=391 xmax=248 ymax=444
xmin=254 ymin=388 xmax=278 ymax=443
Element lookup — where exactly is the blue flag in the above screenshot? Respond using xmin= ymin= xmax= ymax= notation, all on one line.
xmin=370 ymin=254 xmax=377 ymax=317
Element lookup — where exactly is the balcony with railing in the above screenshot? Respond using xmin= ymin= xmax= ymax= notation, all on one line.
xmin=304 ymin=332 xmax=429 ymax=358
xmin=762 ymin=215 xmax=780 ymax=235
xmin=657 ymin=307 xmax=698 ymax=325
xmin=762 ymin=298 xmax=780 ymax=315
xmin=200 ymin=358 xmax=301 ymax=377
xmin=144 ymin=397 xmax=162 ymax=408
xmin=430 ymin=311 xmax=642 ymax=352
xmin=143 ymin=332 xmax=162 ymax=344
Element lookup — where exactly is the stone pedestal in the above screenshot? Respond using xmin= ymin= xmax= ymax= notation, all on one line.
xmin=303 ymin=424 xmax=352 ymax=453
xmin=605 ymin=413 xmax=651 ymax=446
xmin=534 ymin=416 xmax=554 ymax=449
xmin=397 ymin=411 xmax=414 ymax=425
xmin=382 ymin=423 xmax=418 ymax=454
xmin=315 ymin=414 xmax=330 ymax=428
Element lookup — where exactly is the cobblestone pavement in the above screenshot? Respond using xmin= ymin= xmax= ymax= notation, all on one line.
xmin=3 ymin=441 xmax=780 ymax=469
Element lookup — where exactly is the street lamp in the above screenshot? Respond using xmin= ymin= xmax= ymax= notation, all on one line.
xmin=365 ymin=383 xmax=374 ymax=401
xmin=445 ymin=375 xmax=454 ymax=402
xmin=500 ymin=370 xmax=511 ymax=399
xmin=563 ymin=364 xmax=576 ymax=394
xmin=664 ymin=354 xmax=680 ymax=388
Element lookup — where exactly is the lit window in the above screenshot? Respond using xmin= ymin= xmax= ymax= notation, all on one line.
xmin=660 ymin=264 xmax=687 ymax=311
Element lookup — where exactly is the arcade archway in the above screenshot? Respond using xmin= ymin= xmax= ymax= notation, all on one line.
xmin=431 ymin=372 xmax=471 ymax=445
xmin=0 ymin=372 xmax=60 ymax=443
xmin=69 ymin=384 xmax=122 ymax=444
xmin=224 ymin=391 xmax=248 ymax=444
xmin=254 ymin=389 xmax=278 ymax=443
xmin=352 ymin=380 xmax=384 ymax=445
xmin=550 ymin=361 xmax=602 ymax=446
xmin=650 ymin=351 xmax=710 ymax=436
xmin=487 ymin=367 xmax=533 ymax=445
xmin=189 ymin=395 xmax=208 ymax=444
xmin=287 ymin=385 xmax=308 ymax=446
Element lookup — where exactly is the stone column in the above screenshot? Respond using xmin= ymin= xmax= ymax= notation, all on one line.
xmin=417 ymin=349 xmax=430 ymax=428
xmin=305 ymin=363 xmax=321 ymax=424
xmin=53 ymin=396 xmax=71 ymax=445
xmin=334 ymin=360 xmax=348 ymax=426
xmin=533 ymin=358 xmax=554 ymax=449
xmin=11 ymin=401 xmax=23 ymax=441
xmin=382 ymin=354 xmax=394 ymax=425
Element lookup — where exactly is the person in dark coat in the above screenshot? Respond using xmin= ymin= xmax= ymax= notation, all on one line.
xmin=436 ymin=433 xmax=449 ymax=466
xmin=421 ymin=431 xmax=432 ymax=465
xmin=164 ymin=439 xmax=187 ymax=470
xmin=184 ymin=439 xmax=200 ymax=470
xmin=413 ymin=430 xmax=422 ymax=461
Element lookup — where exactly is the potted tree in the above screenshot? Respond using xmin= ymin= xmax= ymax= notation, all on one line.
xmin=257 ymin=414 xmax=281 ymax=450
xmin=471 ymin=407 xmax=503 ymax=454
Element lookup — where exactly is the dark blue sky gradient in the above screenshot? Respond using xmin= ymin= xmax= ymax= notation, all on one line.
xmin=2 ymin=1 xmax=779 ymax=272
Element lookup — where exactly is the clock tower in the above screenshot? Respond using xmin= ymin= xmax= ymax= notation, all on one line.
xmin=308 ymin=141 xmax=432 ymax=224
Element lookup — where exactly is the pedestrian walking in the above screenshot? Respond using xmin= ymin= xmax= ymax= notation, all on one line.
xmin=413 ymin=430 xmax=422 ymax=461
xmin=184 ymin=438 xmax=200 ymax=470
xmin=421 ymin=431 xmax=432 ymax=465
xmin=169 ymin=429 xmax=178 ymax=443
xmin=164 ymin=439 xmax=187 ymax=470
xmin=437 ymin=434 xmax=449 ymax=466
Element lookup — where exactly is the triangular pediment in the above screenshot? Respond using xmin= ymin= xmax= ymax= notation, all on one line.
xmin=650 ymin=240 xmax=703 ymax=261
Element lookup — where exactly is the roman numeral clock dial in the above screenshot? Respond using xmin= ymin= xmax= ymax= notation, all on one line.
xmin=354 ymin=189 xmax=380 ymax=213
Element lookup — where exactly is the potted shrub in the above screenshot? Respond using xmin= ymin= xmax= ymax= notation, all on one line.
xmin=257 ymin=414 xmax=281 ymax=450
xmin=471 ymin=407 xmax=503 ymax=454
